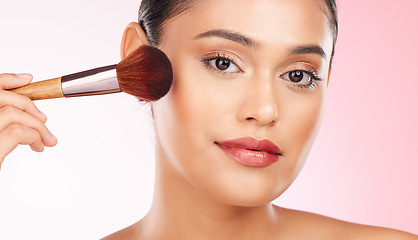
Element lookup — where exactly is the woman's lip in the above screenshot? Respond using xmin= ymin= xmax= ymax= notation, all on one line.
xmin=216 ymin=137 xmax=281 ymax=168
xmin=217 ymin=137 xmax=281 ymax=155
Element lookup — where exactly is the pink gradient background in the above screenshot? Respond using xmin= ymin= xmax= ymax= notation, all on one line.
xmin=275 ymin=0 xmax=418 ymax=233
xmin=0 ymin=0 xmax=417 ymax=239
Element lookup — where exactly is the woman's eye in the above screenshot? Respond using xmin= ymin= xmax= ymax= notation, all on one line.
xmin=207 ymin=57 xmax=240 ymax=73
xmin=282 ymin=70 xmax=312 ymax=84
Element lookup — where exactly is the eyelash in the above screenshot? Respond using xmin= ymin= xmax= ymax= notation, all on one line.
xmin=201 ymin=53 xmax=242 ymax=75
xmin=201 ymin=53 xmax=323 ymax=90
xmin=285 ymin=70 xmax=324 ymax=90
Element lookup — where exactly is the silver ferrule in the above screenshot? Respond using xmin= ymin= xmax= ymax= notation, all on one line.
xmin=61 ymin=64 xmax=121 ymax=97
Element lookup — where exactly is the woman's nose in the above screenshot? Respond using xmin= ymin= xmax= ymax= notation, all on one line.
xmin=237 ymin=75 xmax=279 ymax=126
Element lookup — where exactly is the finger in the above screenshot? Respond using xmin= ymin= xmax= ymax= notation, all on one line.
xmin=0 ymin=105 xmax=57 ymax=147
xmin=0 ymin=124 xmax=45 ymax=163
xmin=0 ymin=88 xmax=47 ymax=122
xmin=0 ymin=73 xmax=33 ymax=90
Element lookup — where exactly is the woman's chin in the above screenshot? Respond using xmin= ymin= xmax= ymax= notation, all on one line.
xmin=200 ymin=177 xmax=292 ymax=208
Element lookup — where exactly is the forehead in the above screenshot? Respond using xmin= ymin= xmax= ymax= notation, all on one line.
xmin=163 ymin=0 xmax=333 ymax=59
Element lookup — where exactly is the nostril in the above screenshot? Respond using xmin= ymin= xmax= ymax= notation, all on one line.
xmin=246 ymin=116 xmax=277 ymax=126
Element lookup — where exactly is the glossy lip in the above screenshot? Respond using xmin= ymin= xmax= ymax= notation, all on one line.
xmin=216 ymin=137 xmax=281 ymax=168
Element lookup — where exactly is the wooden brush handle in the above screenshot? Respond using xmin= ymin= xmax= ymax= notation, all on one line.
xmin=10 ymin=77 xmax=64 ymax=100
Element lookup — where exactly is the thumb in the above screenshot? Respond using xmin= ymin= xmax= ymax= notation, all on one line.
xmin=0 ymin=73 xmax=33 ymax=90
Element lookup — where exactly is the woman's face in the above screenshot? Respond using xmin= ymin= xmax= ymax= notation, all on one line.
xmin=152 ymin=0 xmax=334 ymax=206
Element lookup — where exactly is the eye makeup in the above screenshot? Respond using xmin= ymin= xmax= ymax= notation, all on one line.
xmin=201 ymin=52 xmax=243 ymax=75
xmin=281 ymin=68 xmax=324 ymax=91
xmin=198 ymin=47 xmax=325 ymax=92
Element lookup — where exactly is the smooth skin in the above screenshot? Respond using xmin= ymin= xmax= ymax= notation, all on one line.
xmin=105 ymin=0 xmax=417 ymax=239
xmin=0 ymin=0 xmax=416 ymax=239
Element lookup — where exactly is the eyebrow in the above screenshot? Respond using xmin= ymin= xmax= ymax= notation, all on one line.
xmin=194 ymin=29 xmax=258 ymax=47
xmin=194 ymin=29 xmax=326 ymax=59
xmin=290 ymin=45 xmax=327 ymax=59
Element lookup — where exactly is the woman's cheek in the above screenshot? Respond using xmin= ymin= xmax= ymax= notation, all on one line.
xmin=283 ymin=90 xmax=326 ymax=162
xmin=173 ymin=61 xmax=233 ymax=130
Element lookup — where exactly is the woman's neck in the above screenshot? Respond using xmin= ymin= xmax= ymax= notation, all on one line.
xmin=135 ymin=148 xmax=282 ymax=240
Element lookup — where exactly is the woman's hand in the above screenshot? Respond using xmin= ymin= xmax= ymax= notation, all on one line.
xmin=0 ymin=73 xmax=57 ymax=169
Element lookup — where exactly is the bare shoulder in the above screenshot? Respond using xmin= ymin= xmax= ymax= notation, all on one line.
xmin=276 ymin=206 xmax=418 ymax=240
xmin=101 ymin=222 xmax=139 ymax=240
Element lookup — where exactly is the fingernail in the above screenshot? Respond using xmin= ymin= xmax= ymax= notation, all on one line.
xmin=15 ymin=73 xmax=32 ymax=79
xmin=39 ymin=111 xmax=47 ymax=121
xmin=51 ymin=133 xmax=57 ymax=143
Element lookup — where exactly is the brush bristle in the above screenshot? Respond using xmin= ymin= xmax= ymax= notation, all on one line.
xmin=116 ymin=46 xmax=173 ymax=101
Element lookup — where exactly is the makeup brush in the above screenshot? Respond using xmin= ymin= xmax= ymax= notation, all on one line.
xmin=10 ymin=45 xmax=173 ymax=101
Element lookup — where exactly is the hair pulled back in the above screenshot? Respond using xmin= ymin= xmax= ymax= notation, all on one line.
xmin=138 ymin=0 xmax=196 ymax=46
xmin=139 ymin=0 xmax=338 ymax=56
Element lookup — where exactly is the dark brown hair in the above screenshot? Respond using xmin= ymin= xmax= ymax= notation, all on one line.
xmin=138 ymin=0 xmax=338 ymax=57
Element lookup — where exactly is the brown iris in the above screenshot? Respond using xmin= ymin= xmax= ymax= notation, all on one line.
xmin=215 ymin=58 xmax=231 ymax=71
xmin=289 ymin=70 xmax=304 ymax=82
